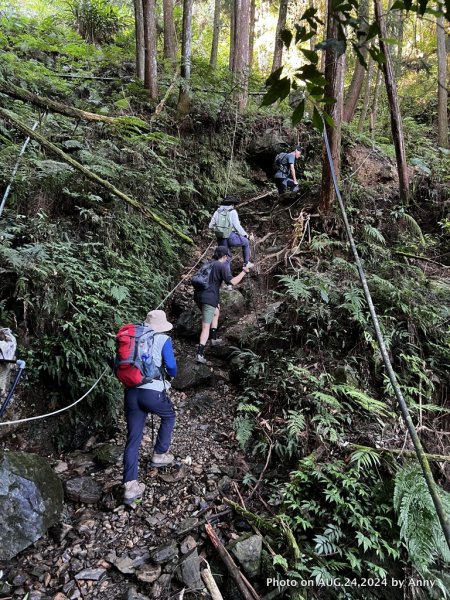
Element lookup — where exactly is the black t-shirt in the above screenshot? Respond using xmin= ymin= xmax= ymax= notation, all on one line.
xmin=194 ymin=260 xmax=233 ymax=307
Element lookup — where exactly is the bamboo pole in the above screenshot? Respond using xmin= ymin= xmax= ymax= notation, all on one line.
xmin=0 ymin=108 xmax=193 ymax=244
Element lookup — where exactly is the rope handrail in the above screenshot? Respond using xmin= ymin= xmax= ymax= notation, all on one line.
xmin=0 ymin=368 xmax=108 ymax=426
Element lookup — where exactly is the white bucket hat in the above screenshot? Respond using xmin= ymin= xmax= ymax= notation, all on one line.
xmin=145 ymin=310 xmax=173 ymax=332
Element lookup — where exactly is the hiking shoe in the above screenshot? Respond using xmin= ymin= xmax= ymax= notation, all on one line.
xmin=196 ymin=354 xmax=207 ymax=364
xmin=226 ymin=284 xmax=233 ymax=290
xmin=210 ymin=338 xmax=223 ymax=346
xmin=243 ymin=261 xmax=254 ymax=269
xmin=151 ymin=452 xmax=174 ymax=468
xmin=123 ymin=480 xmax=145 ymax=504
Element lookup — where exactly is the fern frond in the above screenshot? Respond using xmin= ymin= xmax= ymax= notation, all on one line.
xmin=362 ymin=224 xmax=386 ymax=245
xmin=394 ymin=463 xmax=450 ymax=571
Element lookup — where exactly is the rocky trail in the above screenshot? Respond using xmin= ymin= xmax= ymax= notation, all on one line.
xmin=0 ymin=194 xmax=294 ymax=600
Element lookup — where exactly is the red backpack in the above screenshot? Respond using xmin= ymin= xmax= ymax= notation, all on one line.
xmin=114 ymin=323 xmax=161 ymax=388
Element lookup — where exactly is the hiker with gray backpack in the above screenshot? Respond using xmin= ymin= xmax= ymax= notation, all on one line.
xmin=208 ymin=195 xmax=254 ymax=269
xmin=114 ymin=310 xmax=178 ymax=505
xmin=273 ymin=145 xmax=303 ymax=194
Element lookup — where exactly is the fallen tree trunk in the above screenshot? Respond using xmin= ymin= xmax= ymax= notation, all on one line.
xmin=0 ymin=80 xmax=148 ymax=129
xmin=205 ymin=523 xmax=260 ymax=600
xmin=0 ymin=108 xmax=193 ymax=244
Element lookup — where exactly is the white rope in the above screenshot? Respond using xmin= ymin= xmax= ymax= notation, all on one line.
xmin=0 ymin=368 xmax=108 ymax=426
xmin=156 ymin=240 xmax=215 ymax=309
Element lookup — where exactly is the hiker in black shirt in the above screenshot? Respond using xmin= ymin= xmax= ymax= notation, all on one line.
xmin=195 ymin=247 xmax=250 ymax=364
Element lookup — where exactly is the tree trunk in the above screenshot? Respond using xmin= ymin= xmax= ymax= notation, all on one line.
xmin=319 ymin=0 xmax=346 ymax=213
xmin=210 ymin=0 xmax=221 ymax=68
xmin=368 ymin=66 xmax=382 ymax=134
xmin=143 ymin=0 xmax=158 ymax=99
xmin=271 ymin=0 xmax=289 ymax=73
xmin=177 ymin=0 xmax=193 ymax=116
xmin=357 ymin=56 xmax=373 ymax=132
xmin=374 ymin=0 xmax=409 ymax=202
xmin=163 ymin=0 xmax=177 ymax=61
xmin=309 ymin=0 xmax=316 ymax=51
xmin=343 ymin=0 xmax=369 ymax=122
xmin=0 ymin=107 xmax=192 ymax=243
xmin=232 ymin=0 xmax=251 ymax=112
xmin=437 ymin=14 xmax=449 ymax=148
xmin=249 ymin=0 xmax=256 ymax=72
xmin=229 ymin=0 xmax=236 ymax=71
xmin=134 ymin=0 xmax=145 ymax=80
xmin=0 ymin=80 xmax=144 ymax=127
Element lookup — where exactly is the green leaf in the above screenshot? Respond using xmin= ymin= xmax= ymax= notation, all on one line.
xmin=300 ymin=47 xmax=319 ymax=64
xmin=366 ymin=22 xmax=380 ymax=41
xmin=390 ymin=0 xmax=406 ymax=8
xmin=280 ymin=29 xmax=293 ymax=48
xmin=292 ymin=99 xmax=305 ymax=125
xmin=312 ymin=106 xmax=324 ymax=132
xmin=265 ymin=66 xmax=283 ymax=86
xmin=260 ymin=77 xmax=291 ymax=106
xmin=352 ymin=43 xmax=368 ymax=68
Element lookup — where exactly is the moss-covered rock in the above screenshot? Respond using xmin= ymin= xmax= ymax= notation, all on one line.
xmin=0 ymin=451 xmax=63 ymax=560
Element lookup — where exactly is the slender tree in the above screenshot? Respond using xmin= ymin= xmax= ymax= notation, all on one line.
xmin=210 ymin=0 xmax=222 ymax=68
xmin=357 ymin=56 xmax=373 ymax=132
xmin=271 ymin=0 xmax=289 ymax=73
xmin=249 ymin=0 xmax=256 ymax=71
xmin=319 ymin=0 xmax=346 ymax=213
xmin=374 ymin=0 xmax=409 ymax=202
xmin=177 ymin=0 xmax=193 ymax=116
xmin=437 ymin=14 xmax=448 ymax=148
xmin=134 ymin=0 xmax=145 ymax=80
xmin=232 ymin=0 xmax=252 ymax=112
xmin=163 ymin=0 xmax=178 ymax=61
xmin=143 ymin=0 xmax=158 ymax=98
xmin=229 ymin=0 xmax=236 ymax=70
xmin=368 ymin=66 xmax=382 ymax=134
xmin=343 ymin=0 xmax=369 ymax=122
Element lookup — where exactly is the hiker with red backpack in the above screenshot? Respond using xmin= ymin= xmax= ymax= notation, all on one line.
xmin=208 ymin=195 xmax=254 ymax=269
xmin=192 ymin=246 xmax=251 ymax=364
xmin=115 ymin=310 xmax=177 ymax=505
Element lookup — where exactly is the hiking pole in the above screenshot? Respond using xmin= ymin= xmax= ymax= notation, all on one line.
xmin=0 ymin=360 xmax=26 ymax=419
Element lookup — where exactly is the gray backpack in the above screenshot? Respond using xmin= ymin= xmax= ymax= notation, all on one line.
xmin=214 ymin=208 xmax=233 ymax=239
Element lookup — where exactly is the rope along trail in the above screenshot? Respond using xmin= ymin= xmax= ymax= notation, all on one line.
xmin=0 ymin=241 xmax=216 ymax=426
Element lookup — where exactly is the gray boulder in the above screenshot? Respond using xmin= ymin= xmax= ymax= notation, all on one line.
xmin=175 ymin=308 xmax=201 ymax=339
xmin=171 ymin=358 xmax=212 ymax=390
xmin=0 ymin=451 xmax=64 ymax=560
xmin=229 ymin=533 xmax=263 ymax=578
xmin=219 ymin=288 xmax=246 ymax=322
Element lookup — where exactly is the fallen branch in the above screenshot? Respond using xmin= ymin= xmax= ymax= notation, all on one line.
xmin=394 ymin=251 xmax=449 ymax=268
xmin=0 ymin=80 xmax=148 ymax=130
xmin=200 ymin=560 xmax=224 ymax=600
xmin=0 ymin=108 xmax=193 ymax=244
xmin=205 ymin=523 xmax=260 ymax=600
xmin=239 ymin=192 xmax=273 ymax=208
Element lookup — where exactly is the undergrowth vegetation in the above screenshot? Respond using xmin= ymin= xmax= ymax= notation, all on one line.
xmin=233 ymin=212 xmax=450 ymax=594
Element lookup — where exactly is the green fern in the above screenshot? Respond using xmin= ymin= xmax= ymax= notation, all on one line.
xmin=234 ymin=415 xmax=254 ymax=449
xmin=394 ymin=463 xmax=450 ymax=571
